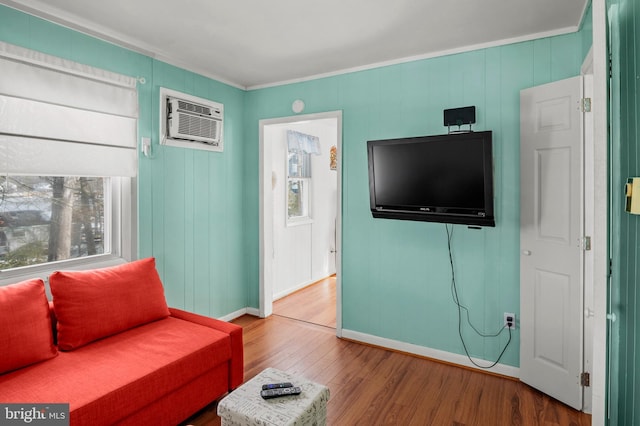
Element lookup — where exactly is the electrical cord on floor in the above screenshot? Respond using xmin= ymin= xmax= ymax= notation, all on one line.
xmin=445 ymin=224 xmax=512 ymax=369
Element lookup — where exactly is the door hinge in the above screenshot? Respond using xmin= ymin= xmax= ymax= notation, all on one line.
xmin=581 ymin=236 xmax=592 ymax=251
xmin=580 ymin=372 xmax=590 ymax=387
xmin=581 ymin=98 xmax=592 ymax=112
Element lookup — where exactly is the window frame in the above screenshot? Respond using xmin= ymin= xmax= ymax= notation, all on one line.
xmin=286 ymin=150 xmax=313 ymax=226
xmin=0 ymin=176 xmax=136 ymax=287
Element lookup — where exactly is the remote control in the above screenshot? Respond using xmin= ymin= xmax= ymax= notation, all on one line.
xmin=261 ymin=382 xmax=293 ymax=390
xmin=260 ymin=386 xmax=302 ymax=399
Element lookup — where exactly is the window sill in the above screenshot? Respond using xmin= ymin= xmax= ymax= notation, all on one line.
xmin=0 ymin=254 xmax=129 ymax=290
xmin=286 ymin=218 xmax=314 ymax=227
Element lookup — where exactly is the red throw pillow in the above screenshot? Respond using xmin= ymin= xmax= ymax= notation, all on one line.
xmin=50 ymin=258 xmax=170 ymax=350
xmin=0 ymin=279 xmax=57 ymax=374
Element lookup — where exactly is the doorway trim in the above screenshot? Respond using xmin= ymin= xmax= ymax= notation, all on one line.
xmin=259 ymin=110 xmax=343 ymax=337
xmin=581 ymin=46 xmax=594 ymax=414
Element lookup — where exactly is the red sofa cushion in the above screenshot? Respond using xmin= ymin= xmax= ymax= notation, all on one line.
xmin=170 ymin=307 xmax=244 ymax=389
xmin=50 ymin=258 xmax=170 ymax=350
xmin=0 ymin=316 xmax=231 ymax=425
xmin=0 ymin=279 xmax=57 ymax=374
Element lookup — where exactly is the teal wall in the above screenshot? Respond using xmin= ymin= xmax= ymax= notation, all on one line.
xmin=609 ymin=0 xmax=640 ymax=423
xmin=141 ymin=63 xmax=247 ymax=317
xmin=0 ymin=5 xmax=249 ymax=318
xmin=245 ymin=34 xmax=588 ymax=367
xmin=0 ymin=4 xmax=592 ymax=368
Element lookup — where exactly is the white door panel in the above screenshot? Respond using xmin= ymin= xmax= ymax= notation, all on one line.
xmin=520 ymin=76 xmax=584 ymax=410
xmin=536 ymin=147 xmax=572 ymax=242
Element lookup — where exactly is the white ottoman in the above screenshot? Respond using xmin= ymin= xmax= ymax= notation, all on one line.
xmin=217 ymin=367 xmax=330 ymax=426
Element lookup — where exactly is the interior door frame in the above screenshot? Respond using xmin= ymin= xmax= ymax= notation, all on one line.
xmin=590 ymin=1 xmax=609 ymax=424
xmin=581 ymin=47 xmax=595 ymax=414
xmin=258 ymin=110 xmax=343 ymax=337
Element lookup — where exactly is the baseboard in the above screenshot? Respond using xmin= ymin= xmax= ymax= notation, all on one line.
xmin=272 ymin=277 xmax=324 ymax=301
xmin=341 ymin=329 xmax=520 ymax=379
xmin=219 ymin=307 xmax=258 ymax=322
xmin=221 ymin=308 xmax=519 ymax=378
xmin=245 ymin=307 xmax=261 ymax=317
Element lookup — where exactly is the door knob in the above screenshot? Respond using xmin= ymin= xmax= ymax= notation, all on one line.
xmin=522 ymin=250 xmax=532 ymax=256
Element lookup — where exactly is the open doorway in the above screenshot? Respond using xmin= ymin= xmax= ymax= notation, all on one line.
xmin=259 ymin=111 xmax=342 ymax=334
xmin=273 ymin=275 xmax=336 ymax=328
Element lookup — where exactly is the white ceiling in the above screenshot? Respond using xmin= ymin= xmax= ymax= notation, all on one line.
xmin=1 ymin=0 xmax=589 ymax=89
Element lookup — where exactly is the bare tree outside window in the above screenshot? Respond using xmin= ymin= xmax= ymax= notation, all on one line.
xmin=0 ymin=176 xmax=106 ymax=269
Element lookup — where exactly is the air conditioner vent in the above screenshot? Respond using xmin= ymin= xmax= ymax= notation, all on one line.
xmin=160 ymin=88 xmax=224 ymax=152
xmin=175 ymin=108 xmax=219 ymax=142
xmin=167 ymin=97 xmax=223 ymax=145
xmin=177 ymin=100 xmax=212 ymax=116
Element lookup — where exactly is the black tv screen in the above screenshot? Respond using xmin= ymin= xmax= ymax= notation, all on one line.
xmin=367 ymin=131 xmax=495 ymax=227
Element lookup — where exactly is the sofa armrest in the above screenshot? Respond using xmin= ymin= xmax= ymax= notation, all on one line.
xmin=169 ymin=308 xmax=244 ymax=389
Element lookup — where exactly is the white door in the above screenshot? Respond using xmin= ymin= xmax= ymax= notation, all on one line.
xmin=520 ymin=76 xmax=584 ymax=410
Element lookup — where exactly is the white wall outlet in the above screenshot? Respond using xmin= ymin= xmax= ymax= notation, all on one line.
xmin=504 ymin=312 xmax=516 ymax=329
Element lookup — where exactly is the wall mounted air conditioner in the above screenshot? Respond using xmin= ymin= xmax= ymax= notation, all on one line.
xmin=160 ymin=87 xmax=224 ymax=152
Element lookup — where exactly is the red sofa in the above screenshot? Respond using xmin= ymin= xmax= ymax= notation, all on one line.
xmin=0 ymin=258 xmax=243 ymax=426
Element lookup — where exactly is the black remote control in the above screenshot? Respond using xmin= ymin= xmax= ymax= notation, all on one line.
xmin=260 ymin=386 xmax=302 ymax=399
xmin=261 ymin=382 xmax=293 ymax=390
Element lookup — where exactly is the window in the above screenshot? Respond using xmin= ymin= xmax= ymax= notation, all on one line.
xmin=0 ymin=41 xmax=137 ymax=279
xmin=0 ymin=176 xmax=107 ymax=269
xmin=285 ymin=130 xmax=321 ymax=224
xmin=287 ymin=153 xmax=311 ymax=220
xmin=287 ymin=179 xmax=309 ymax=219
xmin=287 ymin=151 xmax=311 ymax=221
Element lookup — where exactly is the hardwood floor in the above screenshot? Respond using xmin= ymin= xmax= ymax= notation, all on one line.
xmin=182 ymin=314 xmax=591 ymax=425
xmin=273 ymin=275 xmax=336 ymax=328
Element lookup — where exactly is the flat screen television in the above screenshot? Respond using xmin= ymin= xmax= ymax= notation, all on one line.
xmin=367 ymin=131 xmax=495 ymax=227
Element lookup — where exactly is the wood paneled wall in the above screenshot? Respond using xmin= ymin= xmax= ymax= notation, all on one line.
xmin=609 ymin=0 xmax=640 ymax=424
xmin=245 ymin=28 xmax=591 ymax=368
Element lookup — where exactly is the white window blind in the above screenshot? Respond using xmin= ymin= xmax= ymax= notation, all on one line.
xmin=0 ymin=41 xmax=138 ymax=177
